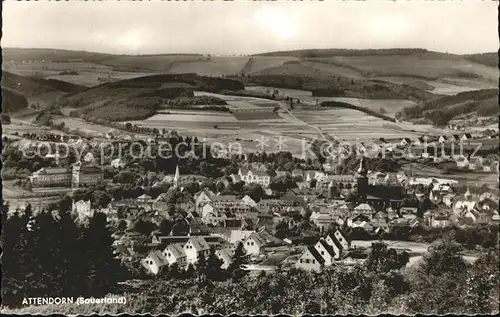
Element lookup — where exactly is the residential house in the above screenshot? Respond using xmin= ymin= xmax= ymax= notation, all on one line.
xmin=295 ymin=246 xmax=325 ymax=272
xmin=238 ymin=167 xmax=271 ymax=187
xmin=243 ymin=229 xmax=284 ymax=255
xmin=310 ymin=212 xmax=338 ymax=233
xmin=352 ymin=203 xmax=373 ymax=219
xmin=215 ymin=229 xmax=256 ymax=245
xmin=324 ymin=232 xmax=344 ymax=258
xmin=184 ymin=237 xmax=211 ymax=264
xmin=333 ymin=229 xmax=351 ymax=250
xmin=244 ymin=232 xmax=268 ymax=255
xmin=142 ymin=250 xmax=167 ymax=275
xmin=162 ymin=243 xmax=187 ymax=267
xmin=241 ymin=195 xmax=257 ymax=207
xmin=314 ymin=239 xmax=338 ymax=265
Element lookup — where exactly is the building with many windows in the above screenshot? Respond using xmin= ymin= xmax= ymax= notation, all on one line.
xmin=29 ymin=162 xmax=103 ymax=188
xmin=237 ymin=167 xmax=271 ymax=187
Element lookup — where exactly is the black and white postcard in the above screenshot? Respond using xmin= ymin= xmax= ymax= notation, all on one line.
xmin=1 ymin=0 xmax=499 ymax=315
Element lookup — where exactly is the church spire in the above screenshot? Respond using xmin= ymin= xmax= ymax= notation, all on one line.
xmin=173 ymin=165 xmax=180 ymax=188
xmin=357 ymin=156 xmax=368 ymax=176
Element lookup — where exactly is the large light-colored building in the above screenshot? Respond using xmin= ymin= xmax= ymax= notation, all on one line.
xmin=29 ymin=162 xmax=103 ymax=188
xmin=238 ymin=167 xmax=271 ymax=187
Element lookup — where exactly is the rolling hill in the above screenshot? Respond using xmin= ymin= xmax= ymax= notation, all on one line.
xmin=397 ymin=89 xmax=499 ymax=126
xmin=3 ymin=48 xmax=497 ymax=124
xmin=1 ymin=71 xmax=86 ymax=112
xmin=51 ymin=73 xmax=244 ymax=121
xmin=2 ymin=88 xmax=29 ymax=113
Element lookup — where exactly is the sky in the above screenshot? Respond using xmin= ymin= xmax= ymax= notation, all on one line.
xmin=2 ymin=0 xmax=498 ymax=55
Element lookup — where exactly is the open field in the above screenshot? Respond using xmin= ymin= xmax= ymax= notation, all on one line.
xmin=193 ymin=91 xmax=279 ymax=109
xmin=3 ymin=61 xmax=154 ymax=87
xmin=318 ymin=54 xmax=498 ymax=83
xmin=400 ymin=162 xmax=499 ymax=187
xmin=3 ymin=118 xmax=68 ymax=136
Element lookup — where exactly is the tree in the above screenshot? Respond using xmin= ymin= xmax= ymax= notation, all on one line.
xmin=132 ymin=219 xmax=157 ymax=236
xmin=167 ymin=262 xmax=181 ymax=279
xmin=464 ymin=249 xmax=499 ymax=314
xmin=158 ymin=218 xmax=173 ymax=235
xmin=243 ymin=183 xmax=265 ymax=202
xmin=228 ymin=242 xmax=248 ymax=281
xmin=205 ymin=248 xmax=224 ymax=280
xmin=196 ymin=251 xmax=208 ymax=278
xmin=183 ymin=263 xmax=196 ymax=279
xmin=81 ymin=213 xmax=121 ymax=296
xmin=406 ymin=239 xmax=470 ymax=314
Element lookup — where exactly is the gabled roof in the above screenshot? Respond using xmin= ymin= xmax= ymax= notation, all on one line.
xmin=148 ymin=250 xmax=166 ymax=266
xmin=137 ymin=194 xmax=152 ymax=200
xmin=216 ymin=248 xmax=234 ymax=263
xmin=166 ymin=243 xmax=186 ymax=259
xmin=247 ymin=232 xmax=267 ymax=247
xmin=239 ymin=167 xmax=269 ymax=177
xmin=354 ymin=203 xmax=373 ymax=211
xmin=318 ymin=239 xmax=336 ymax=258
xmin=326 ymin=233 xmax=344 ymax=252
xmin=305 ymin=245 xmax=325 ymax=264
xmin=187 ymin=236 xmax=210 ymax=252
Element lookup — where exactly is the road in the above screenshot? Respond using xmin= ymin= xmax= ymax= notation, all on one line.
xmin=276 ymin=100 xmax=328 ymax=140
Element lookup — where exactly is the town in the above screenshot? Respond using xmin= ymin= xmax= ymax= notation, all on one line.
xmin=1 ymin=1 xmax=499 ymax=314
xmin=3 ymin=125 xmax=499 ymax=275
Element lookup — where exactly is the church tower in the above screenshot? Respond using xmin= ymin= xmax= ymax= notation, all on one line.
xmin=173 ymin=165 xmax=180 ymax=189
xmin=356 ymin=156 xmax=368 ymax=202
xmin=328 ymin=180 xmax=337 ymax=199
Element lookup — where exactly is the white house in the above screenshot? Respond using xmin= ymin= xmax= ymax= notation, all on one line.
xmin=324 ymin=233 xmax=344 ymax=258
xmin=352 ymin=203 xmax=373 ymax=219
xmin=295 ymin=246 xmax=325 ymax=272
xmin=241 ymin=195 xmax=257 ymax=207
xmin=162 ymin=243 xmax=187 ymax=267
xmin=142 ymin=251 xmax=167 ymax=275
xmin=332 ymin=229 xmax=351 ymax=250
xmin=238 ymin=167 xmax=271 ymax=187
xmin=243 ymin=232 xmax=267 ymax=255
xmin=314 ymin=238 xmax=337 ymax=265
xmin=184 ymin=237 xmax=211 ymax=264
